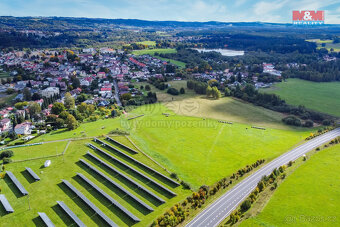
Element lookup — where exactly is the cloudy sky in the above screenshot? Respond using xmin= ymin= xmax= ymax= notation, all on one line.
xmin=0 ymin=0 xmax=340 ymax=24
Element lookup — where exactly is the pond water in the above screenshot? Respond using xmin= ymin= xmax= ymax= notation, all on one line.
xmin=193 ymin=48 xmax=244 ymax=56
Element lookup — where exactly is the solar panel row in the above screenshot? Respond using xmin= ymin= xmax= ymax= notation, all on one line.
xmin=100 ymin=137 xmax=138 ymax=154
xmin=57 ymin=201 xmax=86 ymax=227
xmin=26 ymin=167 xmax=40 ymax=181
xmin=87 ymin=151 xmax=165 ymax=203
xmin=96 ymin=138 xmax=180 ymax=186
xmin=62 ymin=179 xmax=117 ymax=227
xmin=6 ymin=171 xmax=28 ymax=196
xmin=79 ymin=159 xmax=154 ymax=212
xmin=38 ymin=212 xmax=55 ymax=227
xmin=0 ymin=194 xmax=14 ymax=213
xmin=77 ymin=173 xmax=140 ymax=222
xmin=88 ymin=144 xmax=176 ymax=196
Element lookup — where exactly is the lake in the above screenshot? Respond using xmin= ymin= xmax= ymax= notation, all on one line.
xmin=193 ymin=48 xmax=244 ymax=56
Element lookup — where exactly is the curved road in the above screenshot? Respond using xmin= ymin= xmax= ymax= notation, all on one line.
xmin=186 ymin=128 xmax=340 ymax=227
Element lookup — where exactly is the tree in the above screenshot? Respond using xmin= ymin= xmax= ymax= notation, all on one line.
xmin=65 ymin=114 xmax=78 ymax=130
xmin=206 ymin=86 xmax=213 ymax=97
xmin=121 ymin=93 xmax=132 ymax=100
xmin=212 ymin=87 xmax=221 ymax=99
xmin=224 ymin=87 xmax=231 ymax=96
xmin=23 ymin=87 xmax=32 ymax=101
xmin=51 ymin=102 xmax=65 ymax=115
xmin=77 ymin=102 xmax=88 ymax=114
xmin=180 ymin=87 xmax=185 ymax=94
xmin=32 ymin=93 xmax=41 ymax=101
xmin=145 ymin=85 xmax=151 ymax=91
xmin=55 ymin=118 xmax=64 ymax=128
xmin=28 ymin=102 xmax=41 ymax=116
xmin=14 ymin=101 xmax=28 ymax=110
xmin=64 ymin=92 xmax=75 ymax=109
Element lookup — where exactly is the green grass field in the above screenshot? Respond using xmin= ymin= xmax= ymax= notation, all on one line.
xmin=261 ymin=78 xmax=340 ymax=117
xmin=306 ymin=39 xmax=340 ymax=52
xmin=241 ymin=144 xmax=340 ymax=227
xmin=135 ymin=41 xmax=156 ymax=46
xmin=122 ymin=104 xmax=313 ymax=188
xmin=0 ymin=138 xmax=190 ymax=226
xmin=0 ymin=72 xmax=11 ymax=78
xmin=132 ymin=48 xmax=186 ymax=68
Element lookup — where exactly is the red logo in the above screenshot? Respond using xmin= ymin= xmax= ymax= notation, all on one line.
xmin=292 ymin=10 xmax=324 ymax=25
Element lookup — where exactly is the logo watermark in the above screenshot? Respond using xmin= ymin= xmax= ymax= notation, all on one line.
xmin=284 ymin=215 xmax=336 ymax=224
xmin=292 ymin=10 xmax=324 ymax=25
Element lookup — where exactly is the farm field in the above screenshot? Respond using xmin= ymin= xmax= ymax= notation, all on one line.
xmin=261 ymin=78 xmax=340 ymax=117
xmin=241 ymin=144 xmax=340 ymax=227
xmin=135 ymin=41 xmax=156 ymax=46
xmin=306 ymin=39 xmax=340 ymax=52
xmin=0 ymin=138 xmax=189 ymax=226
xmin=123 ymin=104 xmax=313 ymax=188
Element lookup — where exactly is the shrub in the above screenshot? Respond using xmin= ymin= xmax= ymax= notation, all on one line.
xmin=181 ymin=181 xmax=191 ymax=190
xmin=282 ymin=116 xmax=301 ymax=126
xmin=240 ymin=199 xmax=252 ymax=212
xmin=303 ymin=120 xmax=314 ymax=128
xmin=167 ymin=88 xmax=179 ymax=96
xmin=0 ymin=150 xmax=14 ymax=160
xmin=3 ymin=158 xmax=12 ymax=164
xmin=170 ymin=172 xmax=178 ymax=179
xmin=180 ymin=87 xmax=185 ymax=94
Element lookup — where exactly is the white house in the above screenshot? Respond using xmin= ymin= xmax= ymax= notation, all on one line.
xmin=41 ymin=87 xmax=60 ymax=98
xmin=14 ymin=122 xmax=31 ymax=135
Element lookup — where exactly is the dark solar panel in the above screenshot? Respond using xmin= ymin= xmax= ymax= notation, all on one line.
xmin=96 ymin=137 xmax=138 ymax=154
xmin=87 ymin=151 xmax=165 ymax=203
xmin=0 ymin=194 xmax=14 ymax=213
xmin=26 ymin=167 xmax=40 ymax=181
xmin=38 ymin=212 xmax=55 ymax=227
xmin=57 ymin=201 xmax=85 ymax=227
xmin=77 ymin=173 xmax=140 ymax=222
xmin=62 ymin=180 xmax=117 ymax=227
xmin=88 ymin=144 xmax=176 ymax=196
xmin=6 ymin=171 xmax=28 ymax=195
xmin=79 ymin=159 xmax=153 ymax=212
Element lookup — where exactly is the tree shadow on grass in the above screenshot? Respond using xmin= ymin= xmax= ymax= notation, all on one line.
xmin=57 ymin=182 xmax=109 ymax=227
xmin=76 ymin=161 xmax=152 ymax=216
xmin=73 ymin=175 xmax=137 ymax=226
xmin=32 ymin=215 xmax=46 ymax=227
xmin=4 ymin=175 xmax=25 ymax=198
xmin=85 ymin=154 xmax=163 ymax=207
xmin=21 ymin=170 xmax=36 ymax=184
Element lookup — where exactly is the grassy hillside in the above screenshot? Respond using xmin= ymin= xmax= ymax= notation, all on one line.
xmin=241 ymin=144 xmax=340 ymax=227
xmin=261 ymin=78 xmax=340 ymax=117
xmin=124 ymin=104 xmax=313 ymax=188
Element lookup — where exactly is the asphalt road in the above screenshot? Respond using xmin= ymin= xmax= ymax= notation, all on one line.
xmin=113 ymin=80 xmax=122 ymax=106
xmin=186 ymin=128 xmax=340 ymax=227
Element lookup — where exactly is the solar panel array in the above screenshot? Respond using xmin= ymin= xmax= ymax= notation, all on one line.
xmin=62 ymin=179 xmax=117 ymax=227
xmin=98 ymin=137 xmax=138 ymax=154
xmin=80 ymin=159 xmax=154 ymax=212
xmin=96 ymin=138 xmax=180 ymax=186
xmin=0 ymin=194 xmax=14 ymax=213
xmin=88 ymin=144 xmax=176 ymax=196
xmin=87 ymin=151 xmax=165 ymax=203
xmin=77 ymin=173 xmax=140 ymax=222
xmin=6 ymin=171 xmax=28 ymax=195
xmin=57 ymin=201 xmax=86 ymax=227
xmin=38 ymin=212 xmax=55 ymax=227
xmin=26 ymin=167 xmax=40 ymax=181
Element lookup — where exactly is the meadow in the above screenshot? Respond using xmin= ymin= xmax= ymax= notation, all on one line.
xmin=261 ymin=78 xmax=340 ymax=117
xmin=306 ymin=39 xmax=340 ymax=52
xmin=0 ymin=138 xmax=190 ymax=226
xmin=135 ymin=41 xmax=156 ymax=46
xmin=241 ymin=144 xmax=340 ymax=227
xmin=132 ymin=48 xmax=186 ymax=68
xmin=122 ymin=104 xmax=313 ymax=188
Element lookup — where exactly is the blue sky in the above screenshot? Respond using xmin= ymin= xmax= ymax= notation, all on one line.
xmin=1 ymin=0 xmax=340 ymax=23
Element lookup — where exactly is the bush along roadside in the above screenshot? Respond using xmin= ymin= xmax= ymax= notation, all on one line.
xmin=228 ymin=164 xmax=290 ymax=225
xmin=151 ymin=159 xmax=265 ymax=227
xmin=305 ymin=126 xmax=335 ymax=140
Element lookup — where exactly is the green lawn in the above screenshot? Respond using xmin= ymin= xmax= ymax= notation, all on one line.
xmin=132 ymin=48 xmax=177 ymax=56
xmin=0 ymin=71 xmax=11 ymax=78
xmin=261 ymin=78 xmax=340 ymax=117
xmin=0 ymin=138 xmax=190 ymax=226
xmin=121 ymin=104 xmax=313 ymax=189
xmin=241 ymin=144 xmax=340 ymax=227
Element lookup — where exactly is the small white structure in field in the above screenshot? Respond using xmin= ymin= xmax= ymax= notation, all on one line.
xmin=44 ymin=160 xmax=51 ymax=168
